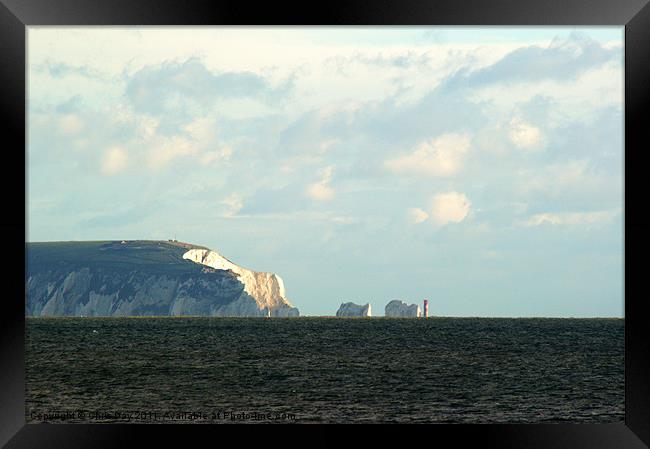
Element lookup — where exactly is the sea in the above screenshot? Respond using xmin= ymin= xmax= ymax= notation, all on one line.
xmin=25 ymin=317 xmax=624 ymax=424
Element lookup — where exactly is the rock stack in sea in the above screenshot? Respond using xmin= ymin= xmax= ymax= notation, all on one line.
xmin=385 ymin=300 xmax=421 ymax=318
xmin=336 ymin=302 xmax=372 ymax=317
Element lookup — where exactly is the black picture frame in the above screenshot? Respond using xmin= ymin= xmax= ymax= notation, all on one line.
xmin=1 ymin=0 xmax=648 ymax=447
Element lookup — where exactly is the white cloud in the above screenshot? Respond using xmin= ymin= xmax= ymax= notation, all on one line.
xmin=200 ymin=147 xmax=233 ymax=166
xmin=221 ymin=193 xmax=243 ymax=217
xmin=147 ymin=136 xmax=199 ymax=170
xmin=280 ymin=154 xmax=323 ymax=174
xmin=430 ymin=191 xmax=471 ymax=225
xmin=385 ymin=133 xmax=471 ymax=177
xmin=508 ymin=117 xmax=542 ymax=150
xmin=329 ymin=215 xmax=357 ymax=225
xmin=184 ymin=117 xmax=217 ymax=143
xmin=516 ymin=159 xmax=612 ymax=199
xmin=408 ymin=207 xmax=429 ymax=224
xmin=58 ymin=114 xmax=84 ymax=135
xmin=114 ymin=113 xmax=229 ymax=170
xmin=481 ymin=250 xmax=502 ymax=260
xmin=519 ymin=209 xmax=619 ymax=227
xmin=306 ymin=166 xmax=335 ymax=201
xmin=100 ymin=146 xmax=128 ymax=175
xmin=520 ymin=160 xmax=588 ymax=192
xmin=72 ymin=138 xmax=89 ymax=151
xmin=319 ymin=139 xmax=340 ymax=153
xmin=137 ymin=115 xmax=159 ymax=139
xmin=469 ymin=60 xmax=623 ymax=129
xmin=511 ymin=202 xmax=529 ymax=214
xmin=219 ymin=210 xmax=355 ymax=224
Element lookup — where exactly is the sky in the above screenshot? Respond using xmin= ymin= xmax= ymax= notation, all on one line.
xmin=27 ymin=27 xmax=624 ymax=317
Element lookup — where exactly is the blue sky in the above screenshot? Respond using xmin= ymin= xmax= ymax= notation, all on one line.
xmin=27 ymin=27 xmax=624 ymax=317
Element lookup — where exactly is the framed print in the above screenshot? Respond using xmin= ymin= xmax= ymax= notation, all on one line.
xmin=1 ymin=0 xmax=649 ymax=447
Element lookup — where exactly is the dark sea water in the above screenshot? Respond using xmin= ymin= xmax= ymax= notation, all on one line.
xmin=26 ymin=317 xmax=624 ymax=424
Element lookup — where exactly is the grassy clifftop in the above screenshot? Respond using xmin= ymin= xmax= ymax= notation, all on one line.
xmin=26 ymin=240 xmax=210 ymax=276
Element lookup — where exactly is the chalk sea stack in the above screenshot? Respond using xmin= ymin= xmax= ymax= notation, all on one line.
xmin=385 ymin=300 xmax=421 ymax=318
xmin=336 ymin=302 xmax=372 ymax=317
xmin=25 ymin=240 xmax=299 ymax=317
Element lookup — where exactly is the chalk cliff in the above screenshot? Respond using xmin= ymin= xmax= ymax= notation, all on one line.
xmin=26 ymin=240 xmax=299 ymax=317
xmin=182 ymin=248 xmax=299 ymax=317
xmin=385 ymin=300 xmax=421 ymax=318
xmin=336 ymin=302 xmax=372 ymax=317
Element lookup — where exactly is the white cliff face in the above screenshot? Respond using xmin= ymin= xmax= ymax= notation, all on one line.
xmin=26 ymin=240 xmax=300 ymax=318
xmin=385 ymin=300 xmax=421 ymax=318
xmin=182 ymin=248 xmax=298 ymax=317
xmin=336 ymin=302 xmax=372 ymax=317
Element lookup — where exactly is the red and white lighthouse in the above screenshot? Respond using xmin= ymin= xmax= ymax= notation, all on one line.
xmin=423 ymin=299 xmax=429 ymax=318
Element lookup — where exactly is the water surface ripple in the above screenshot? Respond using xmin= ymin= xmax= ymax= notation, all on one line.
xmin=26 ymin=317 xmax=624 ymax=423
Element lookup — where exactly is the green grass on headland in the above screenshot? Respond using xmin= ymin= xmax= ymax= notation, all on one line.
xmin=26 ymin=240 xmax=209 ymax=275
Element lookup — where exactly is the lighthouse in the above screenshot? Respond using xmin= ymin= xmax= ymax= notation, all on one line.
xmin=423 ymin=299 xmax=429 ymax=318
